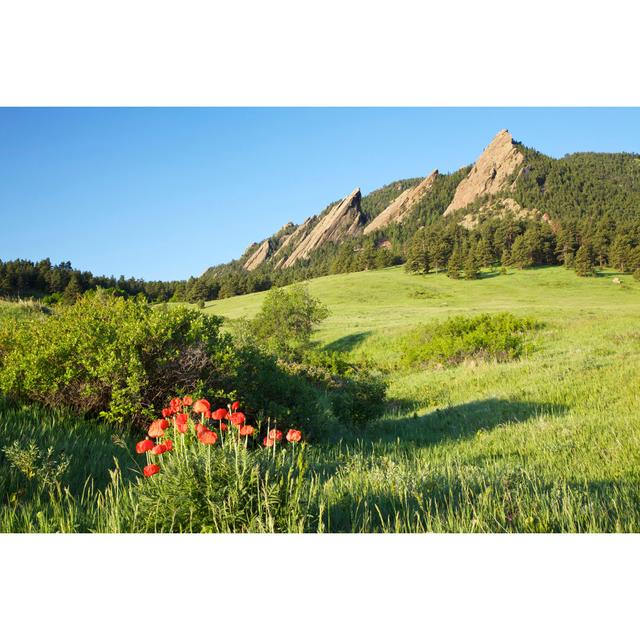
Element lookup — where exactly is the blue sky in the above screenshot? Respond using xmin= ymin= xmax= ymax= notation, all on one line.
xmin=1 ymin=107 xmax=639 ymax=281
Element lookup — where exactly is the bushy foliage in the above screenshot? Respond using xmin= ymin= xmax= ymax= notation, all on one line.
xmin=401 ymin=313 xmax=540 ymax=367
xmin=0 ymin=290 xmax=231 ymax=426
xmin=251 ymin=284 xmax=329 ymax=359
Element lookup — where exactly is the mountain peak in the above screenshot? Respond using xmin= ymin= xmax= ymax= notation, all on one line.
xmin=281 ymin=187 xmax=364 ymax=268
xmin=443 ymin=129 xmax=524 ymax=216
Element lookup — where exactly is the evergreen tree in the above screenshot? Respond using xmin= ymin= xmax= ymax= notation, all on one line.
xmin=510 ymin=235 xmax=534 ymax=269
xmin=574 ymin=244 xmax=596 ymax=277
xmin=447 ymin=244 xmax=463 ymax=279
xmin=405 ymin=235 xmax=430 ymax=274
xmin=463 ymin=248 xmax=479 ymax=280
xmin=62 ymin=274 xmax=83 ymax=304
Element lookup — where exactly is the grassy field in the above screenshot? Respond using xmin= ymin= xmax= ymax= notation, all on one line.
xmin=202 ymin=266 xmax=640 ymax=531
xmin=2 ymin=265 xmax=639 ymax=532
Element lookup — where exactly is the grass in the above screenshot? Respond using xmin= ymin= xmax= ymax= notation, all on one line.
xmin=2 ymin=265 xmax=640 ymax=532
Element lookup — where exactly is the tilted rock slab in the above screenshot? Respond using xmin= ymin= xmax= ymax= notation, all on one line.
xmin=444 ymin=129 xmax=524 ymax=216
xmin=281 ymin=187 xmax=364 ymax=268
xmin=364 ymin=170 xmax=439 ymax=235
xmin=244 ymin=239 xmax=271 ymax=271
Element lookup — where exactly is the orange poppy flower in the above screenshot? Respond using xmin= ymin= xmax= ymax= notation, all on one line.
xmin=230 ymin=412 xmax=246 ymax=426
xmin=182 ymin=396 xmax=193 ymax=406
xmin=135 ymin=439 xmax=154 ymax=454
xmin=161 ymin=407 xmax=173 ymax=418
xmin=148 ymin=419 xmax=165 ymax=438
xmin=198 ymin=429 xmax=218 ymax=445
xmin=269 ymin=428 xmax=283 ymax=442
xmin=263 ymin=436 xmax=276 ymax=447
xmin=143 ymin=464 xmax=160 ymax=477
xmin=195 ymin=422 xmax=207 ymax=435
xmin=239 ymin=424 xmax=255 ymax=437
xmin=193 ymin=399 xmax=211 ymax=414
xmin=170 ymin=397 xmax=182 ymax=413
xmin=212 ymin=408 xmax=228 ymax=421
xmin=286 ymin=429 xmax=302 ymax=443
xmin=151 ymin=444 xmax=167 ymax=455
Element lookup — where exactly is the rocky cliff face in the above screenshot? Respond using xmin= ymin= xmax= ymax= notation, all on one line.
xmin=364 ymin=170 xmax=438 ymax=235
xmin=444 ymin=129 xmax=524 ymax=216
xmin=281 ymin=187 xmax=364 ymax=268
xmin=244 ymin=239 xmax=271 ymax=271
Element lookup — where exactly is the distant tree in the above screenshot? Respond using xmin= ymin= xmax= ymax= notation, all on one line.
xmin=463 ymin=248 xmax=480 ymax=280
xmin=62 ymin=274 xmax=83 ymax=304
xmin=574 ymin=244 xmax=596 ymax=277
xmin=447 ymin=244 xmax=463 ymax=279
xmin=405 ymin=235 xmax=430 ymax=274
xmin=475 ymin=237 xmax=494 ymax=268
xmin=510 ymin=235 xmax=534 ymax=269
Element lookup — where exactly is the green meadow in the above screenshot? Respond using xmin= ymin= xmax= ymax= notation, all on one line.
xmin=2 ymin=265 xmax=639 ymax=532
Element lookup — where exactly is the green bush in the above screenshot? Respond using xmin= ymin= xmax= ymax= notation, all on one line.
xmin=0 ymin=290 xmax=232 ymax=426
xmin=400 ymin=313 xmax=540 ymax=367
xmin=251 ymin=284 xmax=329 ymax=359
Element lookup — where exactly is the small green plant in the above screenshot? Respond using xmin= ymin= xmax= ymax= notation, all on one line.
xmin=3 ymin=440 xmax=70 ymax=489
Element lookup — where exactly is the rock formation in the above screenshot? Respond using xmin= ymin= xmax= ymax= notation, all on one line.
xmin=364 ymin=170 xmax=438 ymax=235
xmin=244 ymin=239 xmax=271 ymax=271
xmin=444 ymin=130 xmax=524 ymax=216
xmin=281 ymin=187 xmax=364 ymax=268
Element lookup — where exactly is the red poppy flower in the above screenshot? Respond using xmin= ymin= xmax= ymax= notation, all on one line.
xmin=263 ymin=436 xmax=276 ymax=447
xmin=182 ymin=396 xmax=193 ymax=406
xmin=231 ymin=400 xmax=241 ymax=411
xmin=193 ymin=399 xmax=211 ymax=414
xmin=195 ymin=422 xmax=207 ymax=435
xmin=148 ymin=419 xmax=166 ymax=438
xmin=170 ymin=397 xmax=182 ymax=412
xmin=230 ymin=412 xmax=246 ymax=426
xmin=161 ymin=407 xmax=173 ymax=418
xmin=239 ymin=424 xmax=255 ymax=437
xmin=212 ymin=408 xmax=228 ymax=421
xmin=175 ymin=413 xmax=189 ymax=434
xmin=219 ymin=422 xmax=229 ymax=432
xmin=198 ymin=429 xmax=218 ymax=445
xmin=269 ymin=428 xmax=283 ymax=442
xmin=164 ymin=439 xmax=173 ymax=451
xmin=203 ymin=409 xmax=211 ymax=420
xmin=135 ymin=439 xmax=154 ymax=454
xmin=286 ymin=429 xmax=302 ymax=443
xmin=151 ymin=443 xmax=167 ymax=455
xmin=143 ymin=464 xmax=160 ymax=477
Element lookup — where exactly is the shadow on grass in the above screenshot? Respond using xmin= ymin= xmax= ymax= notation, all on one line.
xmin=324 ymin=331 xmax=372 ymax=353
xmin=364 ymin=398 xmax=569 ymax=447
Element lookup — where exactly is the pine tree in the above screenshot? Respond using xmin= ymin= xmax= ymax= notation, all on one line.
xmin=62 ymin=274 xmax=83 ymax=304
xmin=510 ymin=235 xmax=533 ymax=269
xmin=574 ymin=244 xmax=596 ymax=277
xmin=447 ymin=244 xmax=463 ymax=279
xmin=405 ymin=237 xmax=430 ymax=274
xmin=463 ymin=248 xmax=479 ymax=280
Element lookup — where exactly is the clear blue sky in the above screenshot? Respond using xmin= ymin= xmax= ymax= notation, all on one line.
xmin=1 ymin=107 xmax=638 ymax=281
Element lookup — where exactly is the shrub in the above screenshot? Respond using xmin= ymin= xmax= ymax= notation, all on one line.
xmin=400 ymin=313 xmax=540 ymax=367
xmin=0 ymin=290 xmax=232 ymax=426
xmin=251 ymin=284 xmax=329 ymax=359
